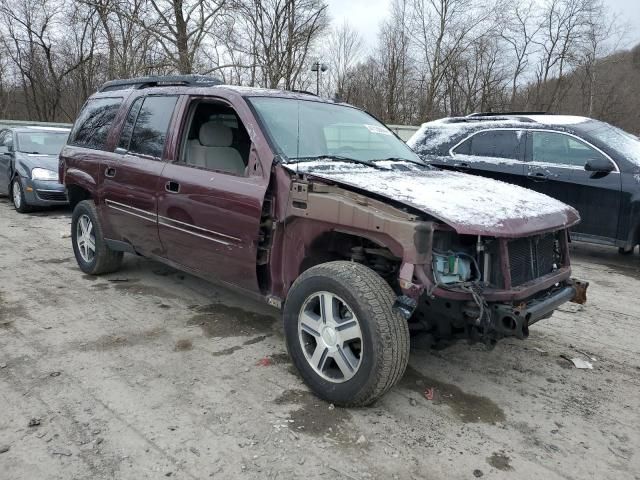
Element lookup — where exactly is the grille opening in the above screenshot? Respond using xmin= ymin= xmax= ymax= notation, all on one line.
xmin=508 ymin=233 xmax=560 ymax=287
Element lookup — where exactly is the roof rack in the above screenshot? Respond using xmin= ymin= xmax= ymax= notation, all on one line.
xmin=466 ymin=111 xmax=548 ymax=117
xmin=99 ymin=75 xmax=223 ymax=92
xmin=288 ymin=89 xmax=318 ymax=96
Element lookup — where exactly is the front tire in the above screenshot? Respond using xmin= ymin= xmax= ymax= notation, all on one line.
xmin=71 ymin=200 xmax=123 ymax=275
xmin=12 ymin=177 xmax=31 ymax=213
xmin=284 ymin=261 xmax=410 ymax=407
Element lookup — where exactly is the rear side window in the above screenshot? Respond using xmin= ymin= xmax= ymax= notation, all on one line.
xmin=128 ymin=96 xmax=178 ymax=158
xmin=69 ymin=97 xmax=122 ymax=150
xmin=118 ymin=97 xmax=144 ymax=151
xmin=458 ymin=130 xmax=521 ymax=159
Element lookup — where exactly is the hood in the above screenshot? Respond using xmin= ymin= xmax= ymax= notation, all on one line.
xmin=16 ymin=153 xmax=60 ymax=173
xmin=287 ymin=160 xmax=580 ymax=237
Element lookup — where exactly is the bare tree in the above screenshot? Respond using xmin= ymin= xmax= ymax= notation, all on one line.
xmin=326 ymin=20 xmax=363 ymax=101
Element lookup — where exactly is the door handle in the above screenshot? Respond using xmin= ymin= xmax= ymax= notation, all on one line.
xmin=105 ymin=167 xmax=116 ymax=178
xmin=528 ymin=172 xmax=548 ymax=181
xmin=454 ymin=162 xmax=470 ymax=170
xmin=165 ymin=181 xmax=180 ymax=193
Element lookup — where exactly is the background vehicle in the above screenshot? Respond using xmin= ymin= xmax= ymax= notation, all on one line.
xmin=60 ymin=76 xmax=586 ymax=406
xmin=408 ymin=113 xmax=640 ymax=254
xmin=0 ymin=126 xmax=70 ymax=212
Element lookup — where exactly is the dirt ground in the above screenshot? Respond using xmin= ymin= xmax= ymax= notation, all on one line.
xmin=0 ymin=198 xmax=638 ymax=480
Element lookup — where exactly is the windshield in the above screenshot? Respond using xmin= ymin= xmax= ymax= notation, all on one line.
xmin=17 ymin=131 xmax=69 ymax=155
xmin=249 ymin=97 xmax=422 ymax=164
xmin=577 ymin=120 xmax=640 ymax=166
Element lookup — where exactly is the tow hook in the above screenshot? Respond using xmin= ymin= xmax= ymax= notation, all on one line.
xmin=569 ymin=278 xmax=589 ymax=304
xmin=393 ymin=295 xmax=417 ymax=319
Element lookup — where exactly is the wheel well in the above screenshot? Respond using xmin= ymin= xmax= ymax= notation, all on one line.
xmin=67 ymin=185 xmax=92 ymax=210
xmin=300 ymin=232 xmax=401 ymax=290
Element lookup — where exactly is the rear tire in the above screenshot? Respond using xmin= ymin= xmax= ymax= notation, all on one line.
xmin=284 ymin=261 xmax=410 ymax=407
xmin=71 ymin=200 xmax=123 ymax=275
xmin=12 ymin=177 xmax=32 ymax=213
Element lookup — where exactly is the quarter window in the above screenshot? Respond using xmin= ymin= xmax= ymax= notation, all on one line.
xmin=531 ymin=131 xmax=608 ymax=167
xmin=129 ymin=96 xmax=178 ymax=158
xmin=454 ymin=130 xmax=521 ymax=160
xmin=118 ymin=97 xmax=144 ymax=151
xmin=69 ymin=97 xmax=122 ymax=150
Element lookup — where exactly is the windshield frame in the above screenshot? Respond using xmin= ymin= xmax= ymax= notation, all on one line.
xmin=246 ymin=96 xmax=424 ymax=166
xmin=16 ymin=130 xmax=69 ymax=155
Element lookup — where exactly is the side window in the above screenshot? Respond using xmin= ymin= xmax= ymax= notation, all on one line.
xmin=128 ymin=96 xmax=178 ymax=158
xmin=467 ymin=130 xmax=521 ymax=160
xmin=531 ymin=131 xmax=607 ymax=167
xmin=69 ymin=97 xmax=122 ymax=150
xmin=118 ymin=97 xmax=144 ymax=151
xmin=452 ymin=137 xmax=471 ymax=155
xmin=180 ymin=101 xmax=250 ymax=176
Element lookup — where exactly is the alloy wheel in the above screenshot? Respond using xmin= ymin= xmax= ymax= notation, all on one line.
xmin=12 ymin=180 xmax=21 ymax=209
xmin=298 ymin=291 xmax=363 ymax=383
xmin=76 ymin=214 xmax=96 ymax=263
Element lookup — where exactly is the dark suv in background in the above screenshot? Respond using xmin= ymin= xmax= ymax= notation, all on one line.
xmin=408 ymin=113 xmax=640 ymax=254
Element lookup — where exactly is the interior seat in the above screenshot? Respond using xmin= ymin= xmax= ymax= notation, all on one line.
xmin=187 ymin=122 xmax=245 ymax=175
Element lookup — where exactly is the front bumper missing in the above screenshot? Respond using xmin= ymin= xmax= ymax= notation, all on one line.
xmin=491 ymin=278 xmax=589 ymax=339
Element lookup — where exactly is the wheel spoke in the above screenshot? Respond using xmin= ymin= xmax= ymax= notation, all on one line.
xmin=336 ymin=319 xmax=361 ymax=343
xmin=332 ymin=346 xmax=356 ymax=380
xmin=86 ymin=236 xmax=96 ymax=253
xmin=309 ymin=344 xmax=329 ymax=371
xmin=299 ymin=311 xmax=321 ymax=337
xmin=320 ymin=294 xmax=337 ymax=325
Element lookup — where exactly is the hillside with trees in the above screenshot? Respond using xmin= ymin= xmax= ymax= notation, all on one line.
xmin=0 ymin=0 xmax=637 ymax=133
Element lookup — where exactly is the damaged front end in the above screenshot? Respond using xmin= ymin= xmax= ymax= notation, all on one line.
xmin=396 ymin=226 xmax=589 ymax=346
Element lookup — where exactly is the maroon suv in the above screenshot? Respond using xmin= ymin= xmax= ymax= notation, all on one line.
xmin=60 ymin=75 xmax=587 ymax=406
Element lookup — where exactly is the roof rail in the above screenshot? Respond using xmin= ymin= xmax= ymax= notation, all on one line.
xmin=466 ymin=111 xmax=548 ymax=117
xmin=288 ymin=89 xmax=318 ymax=96
xmin=99 ymin=75 xmax=223 ymax=92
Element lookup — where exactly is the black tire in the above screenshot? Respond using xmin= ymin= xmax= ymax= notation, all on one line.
xmin=284 ymin=261 xmax=410 ymax=407
xmin=71 ymin=200 xmax=123 ymax=275
xmin=12 ymin=177 xmax=32 ymax=213
xmin=618 ymin=246 xmax=635 ymax=255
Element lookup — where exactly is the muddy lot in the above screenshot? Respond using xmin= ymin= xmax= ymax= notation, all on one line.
xmin=0 ymin=199 xmax=639 ymax=480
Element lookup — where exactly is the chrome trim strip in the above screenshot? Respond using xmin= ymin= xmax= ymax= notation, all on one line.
xmin=105 ymin=199 xmax=157 ymax=219
xmin=447 ymin=127 xmax=620 ymax=173
xmin=157 ymin=218 xmax=232 ymax=246
xmin=105 ymin=203 xmax=157 ymax=223
xmin=157 ymin=214 xmax=242 ymax=242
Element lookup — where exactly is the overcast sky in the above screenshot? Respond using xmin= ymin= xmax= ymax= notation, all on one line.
xmin=326 ymin=0 xmax=640 ymax=52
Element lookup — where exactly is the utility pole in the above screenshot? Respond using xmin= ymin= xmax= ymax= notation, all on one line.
xmin=310 ymin=61 xmax=328 ymax=95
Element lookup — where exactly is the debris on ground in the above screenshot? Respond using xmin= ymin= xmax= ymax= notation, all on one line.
xmin=256 ymin=357 xmax=272 ymax=367
xmin=424 ymin=387 xmax=435 ymax=400
xmin=561 ymin=355 xmax=593 ymax=369
xmin=50 ymin=448 xmax=72 ymax=456
xmin=59 ymin=232 xmax=71 ymax=239
xmin=0 ymin=363 xmax=7 ymax=368
xmin=0 ymin=445 xmax=9 ymax=454
xmin=356 ymin=435 xmax=367 ymax=445
xmin=473 ymin=469 xmax=484 ymax=477
xmin=28 ymin=418 xmax=41 ymax=427
xmin=49 ymin=371 xmax=61 ymax=377
xmin=108 ymin=278 xmax=130 ymax=283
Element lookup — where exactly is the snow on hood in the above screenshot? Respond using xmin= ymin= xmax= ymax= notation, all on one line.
xmin=287 ymin=160 xmax=579 ymax=237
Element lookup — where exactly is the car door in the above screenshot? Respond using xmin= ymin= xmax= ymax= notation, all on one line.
xmin=525 ymin=130 xmax=621 ymax=240
xmin=157 ymin=96 xmax=268 ymax=292
xmin=0 ymin=130 xmax=13 ymax=194
xmin=101 ymin=94 xmax=179 ymax=256
xmin=447 ymin=129 xmax=527 ymax=186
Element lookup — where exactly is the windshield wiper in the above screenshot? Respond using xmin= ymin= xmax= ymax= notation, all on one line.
xmin=375 ymin=156 xmax=431 ymax=168
xmin=289 ymin=155 xmax=386 ymax=170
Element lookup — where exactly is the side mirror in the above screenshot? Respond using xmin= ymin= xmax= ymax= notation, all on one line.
xmin=584 ymin=158 xmax=614 ymax=173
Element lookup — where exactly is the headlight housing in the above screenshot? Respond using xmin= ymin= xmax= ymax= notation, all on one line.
xmin=31 ymin=168 xmax=58 ymax=181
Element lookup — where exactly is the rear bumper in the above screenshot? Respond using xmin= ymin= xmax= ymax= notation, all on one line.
xmin=23 ymin=179 xmax=68 ymax=206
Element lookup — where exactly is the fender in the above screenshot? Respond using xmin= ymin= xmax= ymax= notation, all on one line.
xmin=64 ymin=167 xmax=97 ymax=191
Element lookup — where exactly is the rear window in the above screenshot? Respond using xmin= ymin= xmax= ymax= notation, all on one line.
xmin=455 ymin=130 xmax=521 ymax=159
xmin=69 ymin=97 xmax=122 ymax=150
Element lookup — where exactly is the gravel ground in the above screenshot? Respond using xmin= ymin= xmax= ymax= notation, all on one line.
xmin=0 ymin=198 xmax=638 ymax=480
